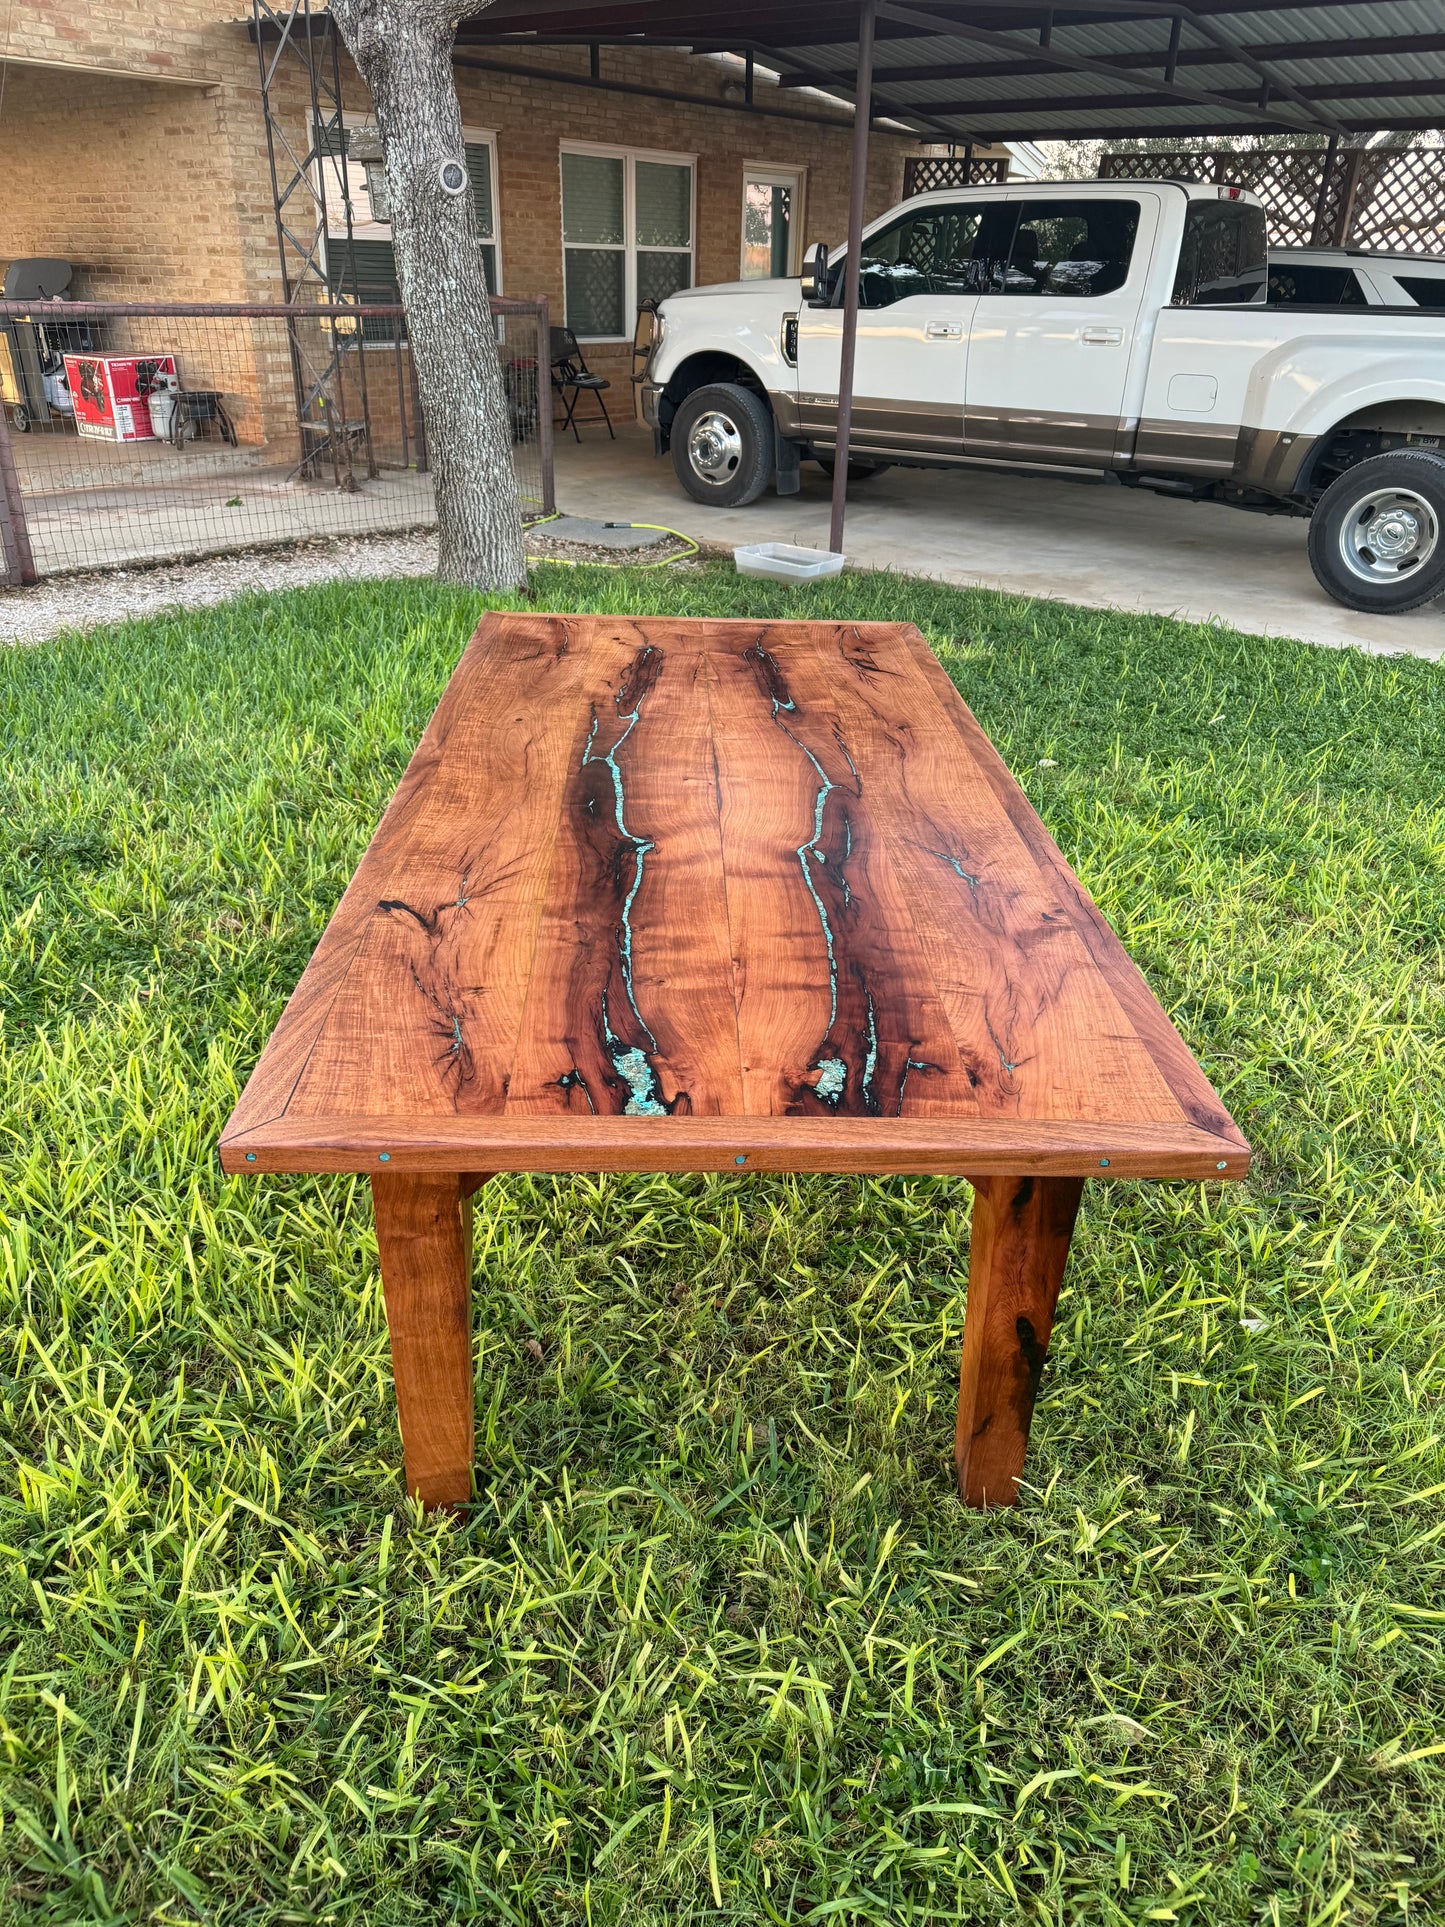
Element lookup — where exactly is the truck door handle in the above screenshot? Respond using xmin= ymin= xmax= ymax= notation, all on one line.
xmin=1082 ymin=326 xmax=1124 ymax=345
xmin=924 ymin=321 xmax=963 ymax=339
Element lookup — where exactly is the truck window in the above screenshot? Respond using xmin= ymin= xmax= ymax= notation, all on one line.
xmin=1394 ymin=275 xmax=1445 ymax=311
xmin=1266 ymin=262 xmax=1367 ymax=307
xmin=1173 ymin=202 xmax=1268 ymax=305
xmin=989 ymin=198 xmax=1140 ymax=298
xmin=849 ymin=204 xmax=986 ymax=309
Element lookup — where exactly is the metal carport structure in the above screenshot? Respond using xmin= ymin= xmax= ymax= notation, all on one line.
xmin=459 ymin=0 xmax=1445 ymax=552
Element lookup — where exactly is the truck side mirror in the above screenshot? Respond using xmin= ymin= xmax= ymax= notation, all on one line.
xmin=800 ymin=241 xmax=829 ymax=307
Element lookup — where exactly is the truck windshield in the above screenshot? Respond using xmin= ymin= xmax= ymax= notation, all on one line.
xmin=1172 ymin=201 xmax=1269 ymax=305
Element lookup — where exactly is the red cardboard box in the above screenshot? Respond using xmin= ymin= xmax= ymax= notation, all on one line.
xmin=64 ymin=353 xmax=176 ymax=442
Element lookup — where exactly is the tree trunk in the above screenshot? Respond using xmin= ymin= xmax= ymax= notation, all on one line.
xmin=330 ymin=0 xmax=525 ymax=590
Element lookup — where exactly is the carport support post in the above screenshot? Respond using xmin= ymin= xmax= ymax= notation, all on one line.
xmin=828 ymin=0 xmax=877 ymax=559
xmin=0 ymin=407 xmax=37 ymax=586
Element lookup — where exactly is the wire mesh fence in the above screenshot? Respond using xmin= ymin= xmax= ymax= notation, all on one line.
xmin=0 ymin=295 xmax=552 ymax=584
xmin=1097 ymin=145 xmax=1445 ymax=253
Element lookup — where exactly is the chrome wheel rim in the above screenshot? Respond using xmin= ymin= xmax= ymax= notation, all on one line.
xmin=1340 ymin=485 xmax=1439 ymax=584
xmin=688 ymin=410 xmax=743 ymax=486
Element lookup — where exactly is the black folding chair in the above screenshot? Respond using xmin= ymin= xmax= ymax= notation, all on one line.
xmin=550 ymin=325 xmax=614 ymax=441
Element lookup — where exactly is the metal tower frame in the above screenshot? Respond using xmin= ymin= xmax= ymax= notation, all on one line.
xmin=252 ymin=0 xmax=376 ymax=485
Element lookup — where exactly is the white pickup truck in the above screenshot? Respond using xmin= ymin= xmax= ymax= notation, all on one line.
xmin=639 ymin=180 xmax=1445 ymax=615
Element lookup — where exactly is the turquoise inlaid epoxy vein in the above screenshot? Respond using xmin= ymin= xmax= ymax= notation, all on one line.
xmin=913 ymin=839 xmax=980 ymax=897
xmin=601 ymin=990 xmax=667 ymax=1115
xmin=766 ymin=686 xmax=842 ymax=1040
xmin=861 ymin=993 xmax=879 ymax=1112
xmin=985 ymin=1012 xmax=1021 ymax=1077
xmin=582 ymin=655 xmax=673 ymax=1115
xmin=557 ymin=1068 xmax=597 ymax=1112
xmin=813 ymin=1057 xmax=846 ymax=1103
xmin=582 ymin=672 xmax=657 ymax=1052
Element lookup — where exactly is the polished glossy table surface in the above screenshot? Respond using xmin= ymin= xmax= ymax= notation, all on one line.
xmin=221 ymin=613 xmax=1248 ymax=1509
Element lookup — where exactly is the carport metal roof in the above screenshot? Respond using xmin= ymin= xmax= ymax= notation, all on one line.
xmin=457 ymin=0 xmax=1445 ymax=550
xmin=460 ymin=0 xmax=1445 ymax=144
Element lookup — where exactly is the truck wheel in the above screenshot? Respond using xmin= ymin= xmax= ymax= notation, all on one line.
xmin=8 ymin=404 xmax=30 ymax=432
xmin=671 ymin=383 xmax=774 ymax=507
xmin=1308 ymin=451 xmax=1445 ymax=614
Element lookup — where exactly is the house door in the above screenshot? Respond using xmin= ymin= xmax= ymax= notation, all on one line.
xmin=793 ymin=198 xmax=985 ymax=462
xmin=742 ymin=167 xmax=803 ymax=279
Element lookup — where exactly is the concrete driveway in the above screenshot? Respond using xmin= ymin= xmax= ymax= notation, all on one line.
xmin=554 ymin=424 xmax=1445 ymax=660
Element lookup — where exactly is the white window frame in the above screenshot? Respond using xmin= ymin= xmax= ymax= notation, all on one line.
xmin=463 ymin=127 xmax=503 ymax=297
xmin=740 ymin=163 xmax=806 ymax=279
xmin=319 ymin=124 xmax=503 ymax=297
xmin=560 ymin=139 xmax=696 ymax=342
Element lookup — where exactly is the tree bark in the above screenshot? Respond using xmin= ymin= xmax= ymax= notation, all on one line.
xmin=329 ymin=0 xmax=525 ymax=589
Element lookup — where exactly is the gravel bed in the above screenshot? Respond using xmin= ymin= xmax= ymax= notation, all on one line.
xmin=528 ymin=530 xmax=697 ymax=567
xmin=0 ymin=532 xmax=441 ymax=646
xmin=0 ymin=525 xmax=699 ymax=646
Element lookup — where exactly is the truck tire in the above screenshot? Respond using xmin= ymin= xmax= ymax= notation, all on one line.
xmin=671 ymin=382 xmax=774 ymax=507
xmin=1308 ymin=450 xmax=1445 ymax=614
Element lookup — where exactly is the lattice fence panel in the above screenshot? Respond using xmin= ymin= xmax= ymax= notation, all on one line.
xmin=1098 ymin=149 xmax=1219 ymax=184
xmin=904 ymin=155 xmax=1010 ymax=196
xmin=1099 ymin=147 xmax=1327 ymax=246
xmin=1351 ymin=148 xmax=1445 ymax=252
xmin=1311 ymin=163 xmax=1351 ymax=253
xmin=1098 ymin=145 xmax=1445 ymax=253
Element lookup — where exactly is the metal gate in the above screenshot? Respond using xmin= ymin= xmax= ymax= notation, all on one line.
xmin=0 ymin=296 xmax=553 ymax=584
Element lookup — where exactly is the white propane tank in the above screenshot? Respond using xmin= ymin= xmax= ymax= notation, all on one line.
xmin=42 ymin=367 xmax=73 ymax=415
xmin=147 ymin=371 xmax=179 ymax=444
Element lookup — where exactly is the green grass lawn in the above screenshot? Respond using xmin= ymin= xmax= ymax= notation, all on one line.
xmin=1 ymin=562 xmax=1443 ymax=1926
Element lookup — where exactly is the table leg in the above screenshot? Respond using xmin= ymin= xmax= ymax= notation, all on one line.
xmin=372 ymin=1172 xmax=479 ymax=1509
xmin=955 ymin=1175 xmax=1085 ymax=1508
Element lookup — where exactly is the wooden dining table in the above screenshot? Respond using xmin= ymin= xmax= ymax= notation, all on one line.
xmin=220 ymin=613 xmax=1249 ymax=1510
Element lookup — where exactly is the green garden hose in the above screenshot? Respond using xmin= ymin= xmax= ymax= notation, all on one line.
xmin=524 ymin=512 xmax=700 ymax=570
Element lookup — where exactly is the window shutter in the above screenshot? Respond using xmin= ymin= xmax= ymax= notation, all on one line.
xmin=330 ymin=237 xmax=399 ymax=300
xmin=465 ymin=143 xmax=494 ymax=240
xmin=327 ymin=238 xmax=401 ymax=339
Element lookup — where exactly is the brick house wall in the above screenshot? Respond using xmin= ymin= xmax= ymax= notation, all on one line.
xmin=438 ymin=44 xmax=926 ymax=399
xmin=0 ymin=64 xmax=253 ymax=304
xmin=0 ymin=6 xmax=996 ymax=446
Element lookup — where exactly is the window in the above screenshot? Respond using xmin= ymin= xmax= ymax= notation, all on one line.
xmin=323 ymin=128 xmax=502 ymax=339
xmin=562 ymin=144 xmax=693 ymax=338
xmin=1393 ymin=274 xmax=1445 ymax=311
xmin=847 ymin=202 xmax=986 ymax=308
xmin=466 ymin=140 xmax=501 ymax=298
xmin=989 ymin=198 xmax=1141 ymax=299
xmin=1172 ymin=201 xmax=1268 ymax=306
xmin=742 ymin=167 xmax=802 ymax=279
xmin=328 ymin=238 xmax=408 ymax=342
xmin=1266 ymin=261 xmax=1368 ymax=307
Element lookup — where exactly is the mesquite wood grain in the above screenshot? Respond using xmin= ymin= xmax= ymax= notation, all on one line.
xmin=221 ymin=614 xmax=1249 ymax=1510
xmin=221 ymin=613 xmax=1248 ymax=1177
xmin=371 ymin=1172 xmax=475 ymax=1508
xmin=955 ymin=1174 xmax=1086 ymax=1508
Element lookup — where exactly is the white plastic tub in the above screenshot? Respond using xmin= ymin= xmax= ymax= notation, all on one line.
xmin=734 ymin=541 xmax=845 ymax=584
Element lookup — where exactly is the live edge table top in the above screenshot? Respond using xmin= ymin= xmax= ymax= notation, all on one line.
xmin=219 ymin=614 xmax=1249 ymax=1183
